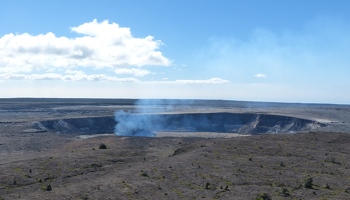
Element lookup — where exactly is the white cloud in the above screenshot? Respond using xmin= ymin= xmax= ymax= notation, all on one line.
xmin=114 ymin=68 xmax=150 ymax=77
xmin=0 ymin=19 xmax=171 ymax=74
xmin=173 ymin=78 xmax=229 ymax=84
xmin=0 ymin=73 xmax=139 ymax=82
xmin=0 ymin=72 xmax=229 ymax=85
xmin=0 ymin=19 xmax=232 ymax=87
xmin=64 ymin=69 xmax=85 ymax=75
xmin=254 ymin=73 xmax=267 ymax=78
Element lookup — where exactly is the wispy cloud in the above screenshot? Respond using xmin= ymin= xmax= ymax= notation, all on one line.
xmin=172 ymin=78 xmax=229 ymax=84
xmin=114 ymin=68 xmax=151 ymax=77
xmin=196 ymin=17 xmax=350 ymax=85
xmin=254 ymin=73 xmax=267 ymax=78
xmin=0 ymin=19 xmax=170 ymax=74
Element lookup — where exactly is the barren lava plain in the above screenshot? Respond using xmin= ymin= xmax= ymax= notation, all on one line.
xmin=1 ymin=98 xmax=350 ymax=200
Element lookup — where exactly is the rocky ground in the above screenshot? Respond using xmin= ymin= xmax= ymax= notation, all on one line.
xmin=1 ymin=99 xmax=350 ymax=199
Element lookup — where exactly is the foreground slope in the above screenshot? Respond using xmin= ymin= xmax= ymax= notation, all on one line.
xmin=1 ymin=132 xmax=350 ymax=199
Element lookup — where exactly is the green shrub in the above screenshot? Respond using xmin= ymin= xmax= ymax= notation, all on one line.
xmin=256 ymin=193 xmax=271 ymax=200
xmin=280 ymin=188 xmax=290 ymax=197
xmin=324 ymin=183 xmax=331 ymax=190
xmin=46 ymin=184 xmax=52 ymax=191
xmin=99 ymin=143 xmax=107 ymax=149
xmin=303 ymin=176 xmax=314 ymax=189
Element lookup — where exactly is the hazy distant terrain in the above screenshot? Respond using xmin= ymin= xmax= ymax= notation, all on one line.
xmin=1 ymin=99 xmax=350 ymax=199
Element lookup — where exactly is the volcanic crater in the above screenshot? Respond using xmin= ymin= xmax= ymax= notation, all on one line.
xmin=35 ymin=112 xmax=324 ymax=136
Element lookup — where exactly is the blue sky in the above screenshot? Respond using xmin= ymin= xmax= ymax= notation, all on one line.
xmin=1 ymin=0 xmax=350 ymax=104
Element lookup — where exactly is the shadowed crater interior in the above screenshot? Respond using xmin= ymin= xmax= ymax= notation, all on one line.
xmin=35 ymin=112 xmax=324 ymax=136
